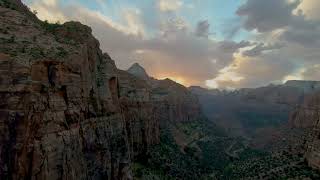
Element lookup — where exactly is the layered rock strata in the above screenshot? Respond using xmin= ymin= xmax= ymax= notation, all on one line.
xmin=0 ymin=1 xmax=202 ymax=179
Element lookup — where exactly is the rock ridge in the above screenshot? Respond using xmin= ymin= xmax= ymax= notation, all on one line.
xmin=0 ymin=1 xmax=202 ymax=179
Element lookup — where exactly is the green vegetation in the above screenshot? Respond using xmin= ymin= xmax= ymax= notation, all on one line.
xmin=132 ymin=163 xmax=173 ymax=180
xmin=135 ymin=129 xmax=205 ymax=179
xmin=56 ymin=46 xmax=68 ymax=57
xmin=220 ymin=151 xmax=320 ymax=179
xmin=0 ymin=27 xmax=9 ymax=34
xmin=133 ymin=118 xmax=231 ymax=179
xmin=41 ymin=20 xmax=62 ymax=33
xmin=8 ymin=35 xmax=15 ymax=43
xmin=133 ymin=116 xmax=320 ymax=179
xmin=32 ymin=36 xmax=37 ymax=42
xmin=0 ymin=0 xmax=18 ymax=10
xmin=29 ymin=46 xmax=45 ymax=58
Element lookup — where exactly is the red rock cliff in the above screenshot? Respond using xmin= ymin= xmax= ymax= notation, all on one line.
xmin=0 ymin=1 xmax=202 ymax=179
xmin=290 ymin=91 xmax=320 ymax=170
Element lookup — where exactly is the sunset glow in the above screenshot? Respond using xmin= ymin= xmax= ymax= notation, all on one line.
xmin=24 ymin=0 xmax=320 ymax=89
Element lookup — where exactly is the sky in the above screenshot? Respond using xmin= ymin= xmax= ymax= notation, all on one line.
xmin=23 ymin=0 xmax=320 ymax=89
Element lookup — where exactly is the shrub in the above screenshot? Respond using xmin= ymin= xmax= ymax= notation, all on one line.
xmin=56 ymin=46 xmax=68 ymax=57
xmin=29 ymin=47 xmax=45 ymax=58
xmin=42 ymin=20 xmax=61 ymax=33
xmin=8 ymin=35 xmax=15 ymax=43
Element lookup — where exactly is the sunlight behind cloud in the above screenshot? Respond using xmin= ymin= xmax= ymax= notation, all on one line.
xmin=162 ymin=76 xmax=189 ymax=86
xmin=23 ymin=0 xmax=320 ymax=89
xmin=296 ymin=0 xmax=320 ymax=20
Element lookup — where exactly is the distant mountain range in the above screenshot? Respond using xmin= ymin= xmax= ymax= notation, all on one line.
xmin=190 ymin=80 xmax=320 ymax=166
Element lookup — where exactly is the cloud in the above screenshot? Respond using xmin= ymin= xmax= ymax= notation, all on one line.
xmin=24 ymin=0 xmax=320 ymax=89
xmin=302 ymin=64 xmax=320 ymax=80
xmin=237 ymin=0 xmax=320 ymax=47
xmin=28 ymin=0 xmax=66 ymax=22
xmin=217 ymin=40 xmax=251 ymax=52
xmin=132 ymin=35 xmax=250 ymax=86
xmin=207 ymin=54 xmax=295 ymax=89
xmin=297 ymin=0 xmax=320 ymax=20
xmin=237 ymin=0 xmax=301 ymax=32
xmin=224 ymin=0 xmax=320 ymax=89
xmin=281 ymin=21 xmax=320 ymax=47
xmin=195 ymin=20 xmax=210 ymax=38
xmin=160 ymin=17 xmax=189 ymax=36
xmin=221 ymin=18 xmax=243 ymax=39
xmin=242 ymin=42 xmax=284 ymax=57
xmin=158 ymin=0 xmax=183 ymax=12
xmin=24 ymin=0 xmax=252 ymax=87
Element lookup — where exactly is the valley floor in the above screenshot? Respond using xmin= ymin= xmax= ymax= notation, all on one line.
xmin=132 ymin=121 xmax=320 ymax=180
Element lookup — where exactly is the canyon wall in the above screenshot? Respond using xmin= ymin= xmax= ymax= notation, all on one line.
xmin=290 ymin=91 xmax=320 ymax=169
xmin=0 ymin=1 xmax=201 ymax=179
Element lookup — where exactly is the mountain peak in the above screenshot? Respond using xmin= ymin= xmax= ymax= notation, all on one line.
xmin=127 ymin=63 xmax=149 ymax=80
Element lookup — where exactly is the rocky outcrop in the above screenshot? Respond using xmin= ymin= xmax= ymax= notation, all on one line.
xmin=127 ymin=63 xmax=150 ymax=81
xmin=0 ymin=1 xmax=162 ymax=179
xmin=290 ymin=93 xmax=320 ymax=129
xmin=127 ymin=64 xmax=202 ymax=125
xmin=117 ymin=70 xmax=160 ymax=157
xmin=0 ymin=1 xmax=203 ymax=179
xmin=151 ymin=79 xmax=201 ymax=124
xmin=289 ymin=91 xmax=320 ymax=170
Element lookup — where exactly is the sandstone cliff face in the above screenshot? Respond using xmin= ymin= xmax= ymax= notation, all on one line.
xmin=151 ymin=79 xmax=201 ymax=125
xmin=127 ymin=64 xmax=202 ymax=125
xmin=0 ymin=1 xmax=203 ymax=179
xmin=116 ymin=70 xmax=160 ymax=158
xmin=290 ymin=91 xmax=320 ymax=170
xmin=0 ymin=1 xmax=163 ymax=179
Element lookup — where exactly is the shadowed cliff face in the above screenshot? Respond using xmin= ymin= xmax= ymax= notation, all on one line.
xmin=0 ymin=1 xmax=203 ymax=179
xmin=290 ymin=91 xmax=320 ymax=169
xmin=127 ymin=64 xmax=202 ymax=128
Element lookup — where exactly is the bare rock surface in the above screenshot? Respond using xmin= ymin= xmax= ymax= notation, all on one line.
xmin=0 ymin=1 xmax=202 ymax=179
xmin=290 ymin=91 xmax=320 ymax=169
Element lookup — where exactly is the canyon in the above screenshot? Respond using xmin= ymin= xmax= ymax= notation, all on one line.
xmin=0 ymin=0 xmax=202 ymax=179
xmin=1 ymin=0 xmax=320 ymax=179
